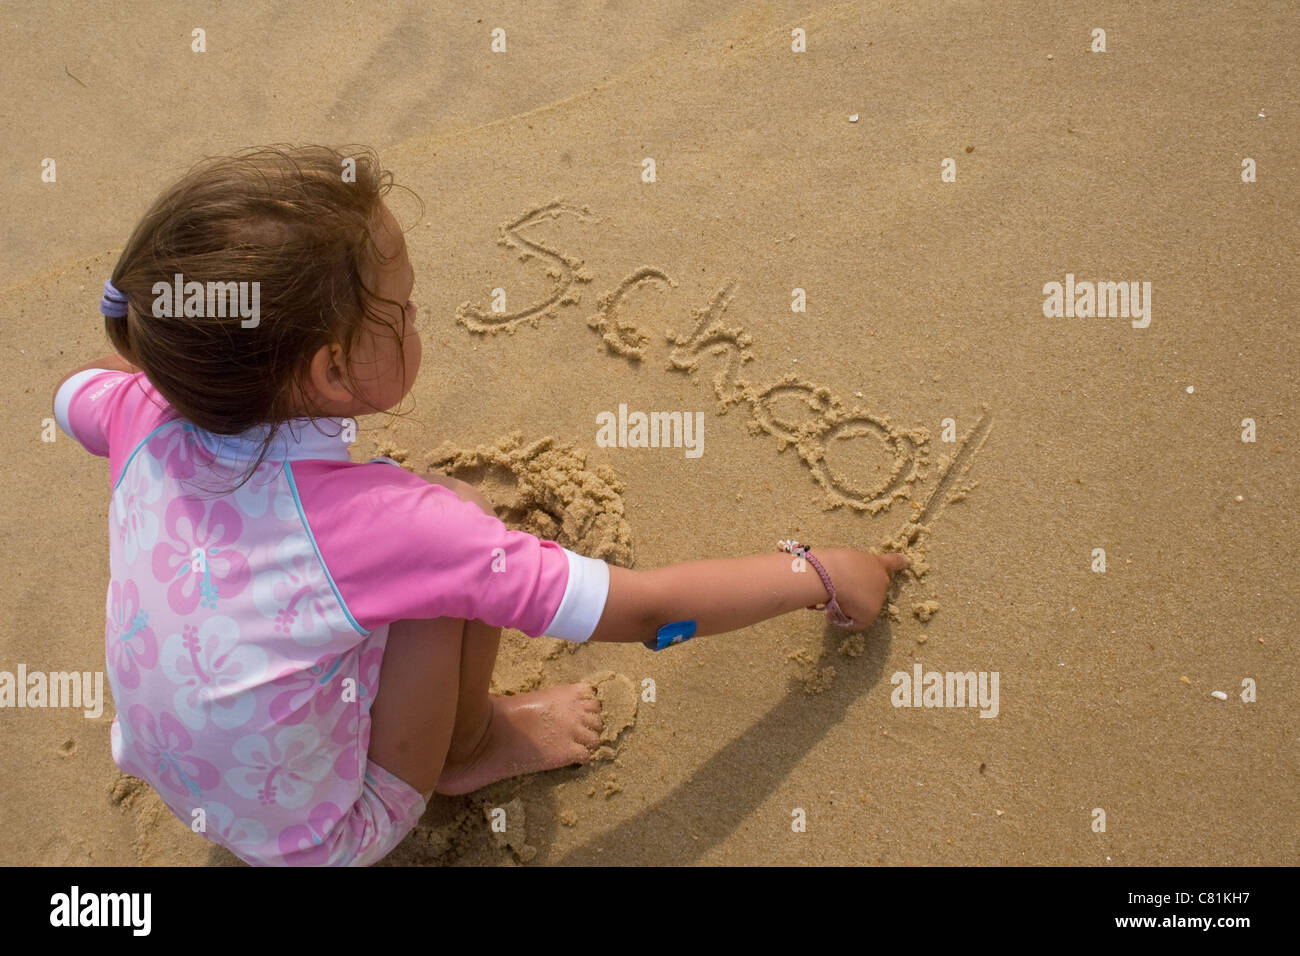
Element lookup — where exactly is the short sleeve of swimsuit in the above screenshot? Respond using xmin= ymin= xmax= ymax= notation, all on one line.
xmin=54 ymin=368 xmax=176 ymax=487
xmin=289 ymin=458 xmax=610 ymax=641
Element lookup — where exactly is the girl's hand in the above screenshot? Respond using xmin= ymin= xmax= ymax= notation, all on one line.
xmin=830 ymin=549 xmax=910 ymax=629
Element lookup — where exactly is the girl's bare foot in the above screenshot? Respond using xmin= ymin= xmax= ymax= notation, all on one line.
xmin=434 ymin=683 xmax=603 ymax=796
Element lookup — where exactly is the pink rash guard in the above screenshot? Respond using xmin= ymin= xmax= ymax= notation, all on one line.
xmin=54 ymin=368 xmax=610 ymax=865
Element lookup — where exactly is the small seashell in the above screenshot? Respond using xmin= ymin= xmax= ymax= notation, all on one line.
xmin=1210 ymin=690 xmax=1228 ymax=700
xmin=849 ymin=114 xmax=859 ymax=123
xmin=1185 ymin=385 xmax=1194 ymax=393
xmin=1235 ymin=495 xmax=1244 ymax=502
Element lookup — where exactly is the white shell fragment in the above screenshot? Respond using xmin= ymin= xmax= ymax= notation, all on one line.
xmin=1210 ymin=690 xmax=1228 ymax=700
xmin=849 ymin=114 xmax=859 ymax=123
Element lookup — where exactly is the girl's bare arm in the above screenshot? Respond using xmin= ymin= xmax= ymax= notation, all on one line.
xmin=587 ymin=548 xmax=907 ymax=645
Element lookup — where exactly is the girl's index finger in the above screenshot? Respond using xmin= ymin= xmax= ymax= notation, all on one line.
xmin=877 ymin=551 xmax=911 ymax=575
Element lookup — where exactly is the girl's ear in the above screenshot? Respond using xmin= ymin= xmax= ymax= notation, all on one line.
xmin=298 ymin=342 xmax=356 ymax=412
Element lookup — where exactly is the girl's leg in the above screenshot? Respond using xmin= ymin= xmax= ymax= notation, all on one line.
xmin=368 ymin=615 xmax=607 ymax=798
xmin=367 ymin=616 xmax=463 ymax=797
xmin=366 ymin=474 xmax=606 ymax=798
xmin=442 ymin=617 xmax=499 ymax=767
xmin=434 ymin=623 xmax=604 ymax=795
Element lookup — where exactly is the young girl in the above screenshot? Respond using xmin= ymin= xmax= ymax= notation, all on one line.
xmin=52 ymin=145 xmax=908 ymax=866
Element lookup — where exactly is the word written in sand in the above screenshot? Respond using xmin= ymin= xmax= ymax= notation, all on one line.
xmin=455 ymin=200 xmax=993 ymax=572
xmin=890 ymin=663 xmax=999 ymax=718
xmin=1042 ymin=273 xmax=1151 ymax=328
xmin=595 ymin=404 xmax=705 ymax=458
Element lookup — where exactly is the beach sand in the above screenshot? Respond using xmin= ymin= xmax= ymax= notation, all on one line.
xmin=3 ymin=1 xmax=1296 ymax=865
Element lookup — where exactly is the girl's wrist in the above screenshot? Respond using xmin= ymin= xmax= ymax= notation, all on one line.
xmin=797 ymin=547 xmax=855 ymax=614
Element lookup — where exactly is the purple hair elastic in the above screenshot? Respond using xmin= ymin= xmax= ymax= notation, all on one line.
xmin=100 ymin=279 xmax=129 ymax=318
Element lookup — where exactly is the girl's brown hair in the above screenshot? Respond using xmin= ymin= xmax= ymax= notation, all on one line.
xmin=104 ymin=144 xmax=421 ymax=496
